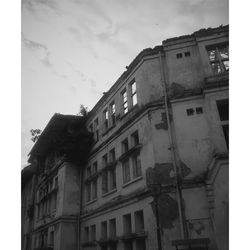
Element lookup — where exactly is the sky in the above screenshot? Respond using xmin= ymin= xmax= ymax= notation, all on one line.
xmin=21 ymin=0 xmax=228 ymax=167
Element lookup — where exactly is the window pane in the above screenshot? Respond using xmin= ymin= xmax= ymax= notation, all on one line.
xmin=123 ymin=160 xmax=130 ymax=183
xmin=133 ymin=154 xmax=141 ymax=178
xmin=132 ymin=94 xmax=137 ymax=106
xmin=208 ymin=49 xmax=217 ymax=61
xmin=223 ymin=60 xmax=229 ymax=71
xmin=132 ymin=82 xmax=136 ymax=94
xmin=219 ymin=47 xmax=229 ymax=60
xmin=102 ymin=171 xmax=108 ymax=194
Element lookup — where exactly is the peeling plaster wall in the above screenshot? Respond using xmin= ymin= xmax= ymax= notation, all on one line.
xmin=172 ymin=98 xmax=214 ymax=177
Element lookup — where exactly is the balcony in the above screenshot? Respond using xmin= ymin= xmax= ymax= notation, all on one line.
xmin=204 ymin=72 xmax=229 ymax=90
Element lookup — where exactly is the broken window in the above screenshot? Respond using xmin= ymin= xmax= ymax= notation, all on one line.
xmin=196 ymin=107 xmax=203 ymax=114
xmin=90 ymin=225 xmax=96 ymax=241
xmin=102 ymin=170 xmax=108 ymax=194
xmin=131 ymin=131 xmax=139 ymax=147
xmin=84 ymin=226 xmax=89 ymax=242
xmin=216 ymin=99 xmax=229 ymax=149
xmin=109 ymin=218 xmax=116 ymax=238
xmin=122 ymin=138 xmax=129 ymax=154
xmin=123 ymin=214 xmax=132 ymax=235
xmin=122 ymin=159 xmax=130 ymax=183
xmin=186 ymin=108 xmax=194 ymax=116
xmin=132 ymin=153 xmax=141 ymax=179
xmin=131 ymin=81 xmax=137 ymax=106
xmin=134 ymin=210 xmax=144 ymax=233
xmin=110 ymin=101 xmax=116 ymax=126
xmin=121 ymin=89 xmax=128 ymax=114
xmin=207 ymin=42 xmax=229 ymax=74
xmin=101 ymin=221 xmax=108 ymax=240
xmin=103 ymin=109 xmax=109 ymax=131
xmin=184 ymin=51 xmax=191 ymax=57
xmin=92 ymin=179 xmax=97 ymax=199
xmin=176 ymin=53 xmax=183 ymax=59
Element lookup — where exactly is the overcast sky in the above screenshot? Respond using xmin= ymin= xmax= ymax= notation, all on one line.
xmin=21 ymin=0 xmax=228 ymax=167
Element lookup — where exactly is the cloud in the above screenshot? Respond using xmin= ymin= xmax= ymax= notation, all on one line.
xmin=22 ymin=35 xmax=48 ymax=51
xmin=22 ymin=0 xmax=60 ymax=13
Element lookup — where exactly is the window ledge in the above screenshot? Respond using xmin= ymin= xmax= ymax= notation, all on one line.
xmin=122 ymin=176 xmax=143 ymax=188
xmin=102 ymin=188 xmax=117 ymax=198
xmin=86 ymin=198 xmax=97 ymax=205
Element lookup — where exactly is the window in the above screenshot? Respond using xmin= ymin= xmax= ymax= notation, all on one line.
xmin=216 ymin=99 xmax=229 ymax=149
xmin=109 ymin=218 xmax=116 ymax=238
xmin=186 ymin=108 xmax=194 ymax=116
xmin=101 ymin=221 xmax=108 ymax=240
xmin=132 ymin=154 xmax=141 ymax=178
xmin=136 ymin=239 xmax=146 ymax=250
xmin=131 ymin=81 xmax=137 ymax=106
xmin=196 ymin=107 xmax=203 ymax=114
xmin=86 ymin=166 xmax=91 ymax=178
xmin=184 ymin=51 xmax=191 ymax=57
xmin=84 ymin=227 xmax=89 ymax=242
xmin=123 ymin=214 xmax=132 ymax=234
xmin=89 ymin=124 xmax=93 ymax=133
xmin=110 ymin=102 xmax=116 ymax=126
xmin=122 ymin=159 xmax=130 ymax=183
xmin=86 ymin=183 xmax=91 ymax=202
xmin=124 ymin=242 xmax=133 ymax=250
xmin=102 ymin=154 xmax=108 ymax=167
xmin=92 ymin=179 xmax=97 ymax=199
xmin=122 ymin=138 xmax=129 ymax=154
xmin=49 ymin=231 xmax=54 ymax=246
xmin=207 ymin=42 xmax=229 ymax=74
xmin=134 ymin=210 xmax=144 ymax=233
xmin=102 ymin=170 xmax=108 ymax=194
xmin=176 ymin=53 xmax=182 ymax=59
xmin=110 ymin=168 xmax=116 ymax=190
xmin=93 ymin=161 xmax=97 ymax=174
xmin=121 ymin=89 xmax=128 ymax=114
xmin=103 ymin=109 xmax=108 ymax=130
xmin=94 ymin=118 xmax=99 ymax=142
xmin=109 ymin=148 xmax=116 ymax=162
xmin=90 ymin=225 xmax=96 ymax=241
xmin=131 ymin=131 xmax=139 ymax=147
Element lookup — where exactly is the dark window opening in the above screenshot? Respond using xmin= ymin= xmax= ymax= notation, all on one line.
xmin=123 ymin=214 xmax=132 ymax=235
xmin=132 ymin=154 xmax=141 ymax=179
xmin=186 ymin=108 xmax=194 ymax=116
xmin=84 ymin=227 xmax=89 ymax=242
xmin=92 ymin=180 xmax=97 ymax=199
xmin=109 ymin=218 xmax=116 ymax=238
xmin=122 ymin=138 xmax=129 ymax=154
xmin=216 ymin=99 xmax=229 ymax=121
xmin=184 ymin=51 xmax=191 ymax=57
xmin=102 ymin=170 xmax=108 ymax=194
xmin=101 ymin=221 xmax=108 ymax=240
xmin=134 ymin=210 xmax=144 ymax=233
xmin=136 ymin=239 xmax=146 ymax=250
xmin=124 ymin=241 xmax=133 ymax=250
xmin=109 ymin=148 xmax=116 ymax=162
xmin=90 ymin=225 xmax=96 ymax=241
xmin=122 ymin=159 xmax=130 ymax=184
xmin=176 ymin=53 xmax=183 ymax=59
xmin=222 ymin=124 xmax=229 ymax=149
xmin=196 ymin=107 xmax=203 ymax=114
xmin=131 ymin=131 xmax=139 ymax=147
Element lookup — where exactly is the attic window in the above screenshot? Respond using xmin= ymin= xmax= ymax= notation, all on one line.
xmin=176 ymin=53 xmax=183 ymax=59
xmin=185 ymin=51 xmax=191 ymax=57
xmin=186 ymin=108 xmax=194 ymax=116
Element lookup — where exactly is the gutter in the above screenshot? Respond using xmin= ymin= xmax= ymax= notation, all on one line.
xmin=158 ymin=51 xmax=188 ymax=239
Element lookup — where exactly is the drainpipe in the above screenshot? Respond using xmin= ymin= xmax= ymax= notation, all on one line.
xmin=77 ymin=166 xmax=83 ymax=250
xmin=158 ymin=51 xmax=188 ymax=239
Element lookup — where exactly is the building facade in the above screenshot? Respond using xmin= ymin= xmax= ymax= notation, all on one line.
xmin=22 ymin=25 xmax=229 ymax=250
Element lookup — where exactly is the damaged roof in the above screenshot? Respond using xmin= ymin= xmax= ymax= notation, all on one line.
xmin=28 ymin=113 xmax=86 ymax=160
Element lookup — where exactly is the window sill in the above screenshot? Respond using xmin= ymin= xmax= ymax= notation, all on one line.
xmin=122 ymin=176 xmax=143 ymax=188
xmin=102 ymin=188 xmax=117 ymax=198
xmin=86 ymin=198 xmax=97 ymax=205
